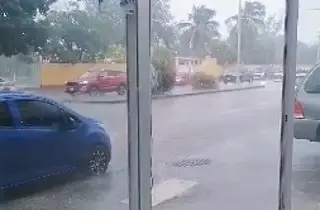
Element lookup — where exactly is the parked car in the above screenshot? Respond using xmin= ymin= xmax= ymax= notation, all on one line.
xmin=65 ymin=69 xmax=126 ymax=96
xmin=222 ymin=73 xmax=237 ymax=83
xmin=294 ymin=63 xmax=320 ymax=141
xmin=296 ymin=72 xmax=307 ymax=87
xmin=272 ymin=72 xmax=283 ymax=82
xmin=174 ymin=73 xmax=188 ymax=86
xmin=253 ymin=72 xmax=266 ymax=80
xmin=223 ymin=71 xmax=253 ymax=84
xmin=0 ymin=77 xmax=16 ymax=91
xmin=240 ymin=71 xmax=254 ymax=83
xmin=0 ymin=91 xmax=111 ymax=189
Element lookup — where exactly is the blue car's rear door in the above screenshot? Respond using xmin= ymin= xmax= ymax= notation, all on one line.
xmin=0 ymin=100 xmax=34 ymax=187
xmin=14 ymin=99 xmax=75 ymax=177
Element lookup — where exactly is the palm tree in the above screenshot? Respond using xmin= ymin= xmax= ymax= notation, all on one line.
xmin=225 ymin=1 xmax=266 ymax=63
xmin=226 ymin=1 xmax=266 ymax=33
xmin=151 ymin=0 xmax=177 ymax=48
xmin=178 ymin=5 xmax=220 ymax=57
xmin=258 ymin=15 xmax=283 ymax=64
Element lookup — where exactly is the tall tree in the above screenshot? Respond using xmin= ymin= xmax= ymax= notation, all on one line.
xmin=178 ymin=5 xmax=220 ymax=57
xmin=297 ymin=41 xmax=317 ymax=64
xmin=41 ymin=0 xmax=178 ymax=63
xmin=225 ymin=1 xmax=266 ymax=64
xmin=0 ymin=0 xmax=56 ymax=57
xmin=210 ymin=39 xmax=236 ymax=65
xmin=40 ymin=0 xmax=124 ymax=63
xmin=152 ymin=0 xmax=177 ymax=48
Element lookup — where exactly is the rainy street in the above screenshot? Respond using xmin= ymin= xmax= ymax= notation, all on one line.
xmin=2 ymin=82 xmax=320 ymax=210
xmin=0 ymin=0 xmax=317 ymax=209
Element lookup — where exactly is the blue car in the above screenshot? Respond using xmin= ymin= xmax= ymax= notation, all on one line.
xmin=0 ymin=91 xmax=111 ymax=189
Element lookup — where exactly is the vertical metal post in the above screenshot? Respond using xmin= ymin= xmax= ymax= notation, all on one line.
xmin=126 ymin=12 xmax=140 ymax=210
xmin=317 ymin=45 xmax=320 ymax=62
xmin=316 ymin=31 xmax=320 ymax=62
xmin=136 ymin=0 xmax=152 ymax=208
xmin=278 ymin=0 xmax=299 ymax=209
xmin=125 ymin=0 xmax=152 ymax=209
xmin=317 ymin=32 xmax=320 ymax=62
xmin=237 ymin=0 xmax=242 ymax=83
xmin=38 ymin=55 xmax=42 ymax=88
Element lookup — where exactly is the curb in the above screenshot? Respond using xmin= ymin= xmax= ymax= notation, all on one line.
xmin=63 ymin=85 xmax=265 ymax=104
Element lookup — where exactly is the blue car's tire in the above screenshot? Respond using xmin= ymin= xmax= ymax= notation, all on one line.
xmin=85 ymin=145 xmax=110 ymax=176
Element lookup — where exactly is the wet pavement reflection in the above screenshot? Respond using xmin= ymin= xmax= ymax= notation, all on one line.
xmin=2 ymin=83 xmax=320 ymax=209
xmin=293 ymin=141 xmax=320 ymax=203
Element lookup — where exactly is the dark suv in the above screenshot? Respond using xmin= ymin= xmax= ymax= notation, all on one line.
xmin=223 ymin=71 xmax=253 ymax=84
xmin=294 ymin=63 xmax=320 ymax=142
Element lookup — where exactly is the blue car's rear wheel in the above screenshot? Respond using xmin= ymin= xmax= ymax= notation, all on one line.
xmin=86 ymin=145 xmax=110 ymax=176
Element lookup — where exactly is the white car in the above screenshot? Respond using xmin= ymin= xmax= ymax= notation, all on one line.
xmin=0 ymin=77 xmax=16 ymax=91
xmin=296 ymin=72 xmax=307 ymax=86
xmin=272 ymin=72 xmax=283 ymax=82
xmin=253 ymin=72 xmax=265 ymax=80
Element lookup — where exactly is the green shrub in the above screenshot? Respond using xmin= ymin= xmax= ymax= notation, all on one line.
xmin=151 ymin=46 xmax=175 ymax=93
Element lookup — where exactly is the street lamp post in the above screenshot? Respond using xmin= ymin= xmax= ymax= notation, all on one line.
xmin=317 ymin=46 xmax=320 ymax=62
xmin=307 ymin=9 xmax=320 ymax=62
xmin=120 ymin=1 xmax=152 ymax=210
xmin=278 ymin=0 xmax=299 ymax=209
xmin=317 ymin=31 xmax=320 ymax=62
xmin=237 ymin=0 xmax=242 ymax=83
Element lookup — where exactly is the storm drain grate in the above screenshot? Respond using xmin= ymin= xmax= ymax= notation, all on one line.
xmin=172 ymin=158 xmax=211 ymax=168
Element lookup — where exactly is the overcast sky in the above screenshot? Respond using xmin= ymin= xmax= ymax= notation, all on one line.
xmin=170 ymin=0 xmax=320 ymax=43
xmin=53 ymin=0 xmax=320 ymax=43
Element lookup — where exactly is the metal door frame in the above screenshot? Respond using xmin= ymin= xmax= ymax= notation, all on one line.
xmin=123 ymin=0 xmax=152 ymax=210
xmin=123 ymin=0 xmax=300 ymax=209
xmin=278 ymin=0 xmax=299 ymax=210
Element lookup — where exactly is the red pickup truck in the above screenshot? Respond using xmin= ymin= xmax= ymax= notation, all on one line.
xmin=65 ymin=69 xmax=126 ymax=96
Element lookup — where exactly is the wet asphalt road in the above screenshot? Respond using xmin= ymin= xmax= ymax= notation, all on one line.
xmin=2 ymin=82 xmax=320 ymax=210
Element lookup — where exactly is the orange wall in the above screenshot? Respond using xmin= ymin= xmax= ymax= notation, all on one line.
xmin=40 ymin=63 xmax=126 ymax=87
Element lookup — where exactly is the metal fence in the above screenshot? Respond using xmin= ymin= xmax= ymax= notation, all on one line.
xmin=0 ymin=55 xmax=40 ymax=89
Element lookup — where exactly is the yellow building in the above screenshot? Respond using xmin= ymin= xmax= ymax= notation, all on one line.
xmin=39 ymin=63 xmax=126 ymax=89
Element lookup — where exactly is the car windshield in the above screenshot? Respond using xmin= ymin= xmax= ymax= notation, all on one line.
xmin=0 ymin=0 xmax=314 ymax=210
xmin=79 ymin=71 xmax=100 ymax=79
xmin=296 ymin=76 xmax=305 ymax=86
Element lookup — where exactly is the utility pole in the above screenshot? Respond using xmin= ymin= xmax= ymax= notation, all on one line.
xmin=317 ymin=31 xmax=320 ymax=62
xmin=307 ymin=9 xmax=320 ymax=62
xmin=120 ymin=1 xmax=152 ymax=210
xmin=237 ymin=0 xmax=242 ymax=83
xmin=278 ymin=0 xmax=299 ymax=209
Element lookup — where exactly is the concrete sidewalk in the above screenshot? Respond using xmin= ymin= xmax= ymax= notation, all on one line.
xmin=63 ymin=82 xmax=265 ymax=104
xmin=25 ymin=82 xmax=265 ymax=104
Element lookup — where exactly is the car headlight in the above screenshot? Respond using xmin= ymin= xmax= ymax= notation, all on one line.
xmin=80 ymin=86 xmax=87 ymax=91
xmin=79 ymin=80 xmax=88 ymax=85
xmin=97 ymin=122 xmax=105 ymax=129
